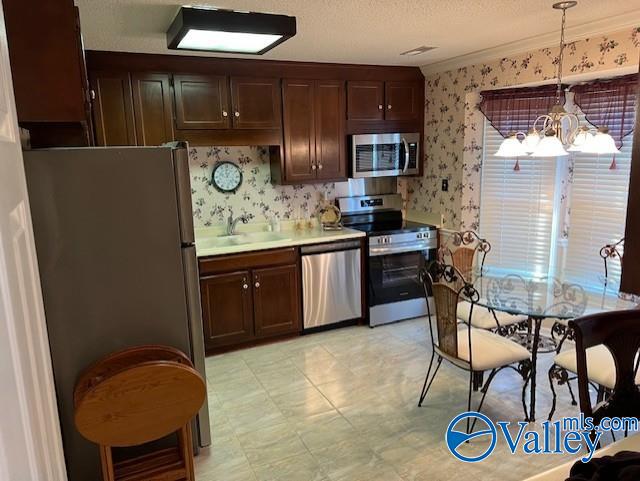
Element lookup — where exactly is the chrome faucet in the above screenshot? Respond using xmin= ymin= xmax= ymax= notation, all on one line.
xmin=226 ymin=212 xmax=249 ymax=236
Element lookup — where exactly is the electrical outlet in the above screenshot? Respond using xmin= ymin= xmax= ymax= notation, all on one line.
xmin=441 ymin=179 xmax=449 ymax=192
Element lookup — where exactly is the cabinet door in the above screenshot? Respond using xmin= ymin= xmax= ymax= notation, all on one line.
xmin=385 ymin=81 xmax=420 ymax=121
xmin=174 ymin=75 xmax=230 ymax=129
xmin=253 ymin=265 xmax=300 ymax=338
xmin=90 ymin=71 xmax=136 ymax=146
xmin=4 ymin=0 xmax=87 ymax=123
xmin=131 ymin=73 xmax=174 ymax=146
xmin=282 ymin=79 xmax=316 ymax=182
xmin=200 ymin=271 xmax=254 ymax=349
xmin=230 ymin=77 xmax=281 ymax=129
xmin=347 ymin=81 xmax=384 ymax=120
xmin=315 ymin=80 xmax=346 ymax=180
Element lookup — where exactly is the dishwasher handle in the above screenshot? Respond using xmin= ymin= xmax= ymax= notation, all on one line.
xmin=300 ymin=239 xmax=362 ymax=255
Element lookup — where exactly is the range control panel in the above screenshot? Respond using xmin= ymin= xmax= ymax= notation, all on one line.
xmin=370 ymin=230 xmax=436 ymax=246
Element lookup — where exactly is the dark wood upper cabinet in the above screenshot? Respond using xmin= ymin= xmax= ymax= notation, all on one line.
xmin=385 ymin=81 xmax=420 ymax=121
xmin=282 ymin=79 xmax=317 ymax=182
xmin=347 ymin=81 xmax=384 ymax=121
xmin=131 ymin=73 xmax=174 ymax=146
xmin=200 ymin=270 xmax=254 ymax=349
xmin=90 ymin=71 xmax=136 ymax=146
xmin=230 ymin=77 xmax=281 ymax=129
xmin=252 ymin=264 xmax=300 ymax=338
xmin=4 ymin=0 xmax=87 ymax=124
xmin=315 ymin=81 xmax=346 ymax=180
xmin=174 ymin=75 xmax=230 ymax=130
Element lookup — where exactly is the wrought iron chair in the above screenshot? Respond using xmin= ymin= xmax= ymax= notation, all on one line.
xmin=417 ymin=262 xmax=531 ymax=432
xmin=571 ymin=310 xmax=640 ymax=429
xmin=443 ymin=230 xmax=528 ymax=333
xmin=547 ymin=238 xmax=627 ymax=420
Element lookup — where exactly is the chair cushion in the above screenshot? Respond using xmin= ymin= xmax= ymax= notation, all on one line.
xmin=457 ymin=301 xmax=528 ymax=330
xmin=554 ymin=345 xmax=640 ymax=390
xmin=456 ymin=326 xmax=531 ymax=371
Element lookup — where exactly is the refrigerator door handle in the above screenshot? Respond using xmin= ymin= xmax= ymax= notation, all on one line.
xmin=182 ymin=245 xmax=211 ymax=447
xmin=172 ymin=144 xmax=196 ymax=245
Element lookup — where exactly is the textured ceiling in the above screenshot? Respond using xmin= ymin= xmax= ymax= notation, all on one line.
xmin=75 ymin=0 xmax=640 ymax=67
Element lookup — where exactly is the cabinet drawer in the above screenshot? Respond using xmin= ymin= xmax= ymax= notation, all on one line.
xmin=198 ymin=247 xmax=297 ymax=276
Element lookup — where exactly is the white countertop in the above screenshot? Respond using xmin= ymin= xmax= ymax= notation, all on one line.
xmin=195 ymin=223 xmax=365 ymax=258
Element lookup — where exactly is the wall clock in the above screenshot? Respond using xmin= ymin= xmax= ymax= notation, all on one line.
xmin=211 ymin=161 xmax=242 ymax=193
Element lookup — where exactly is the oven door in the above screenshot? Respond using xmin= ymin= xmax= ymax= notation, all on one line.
xmin=368 ymin=248 xmax=432 ymax=307
xmin=352 ymin=133 xmax=419 ymax=178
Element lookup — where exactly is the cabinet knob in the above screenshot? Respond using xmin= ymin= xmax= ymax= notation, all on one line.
xmin=318 ymin=163 xmax=323 ymax=170
xmin=254 ymin=281 xmax=260 ymax=288
xmin=243 ymin=283 xmax=249 ymax=290
xmin=311 ymin=164 xmax=317 ymax=170
xmin=378 ymin=104 xmax=383 ymax=110
xmin=234 ymin=111 xmax=240 ymax=117
xmin=387 ymin=104 xmax=392 ymax=110
xmin=222 ymin=110 xmax=228 ymax=117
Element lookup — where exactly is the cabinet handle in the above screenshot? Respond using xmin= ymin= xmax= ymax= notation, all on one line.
xmin=311 ymin=164 xmax=317 ymax=170
xmin=318 ymin=163 xmax=323 ymax=170
xmin=388 ymin=104 xmax=392 ymax=110
xmin=222 ymin=110 xmax=228 ymax=117
xmin=234 ymin=111 xmax=240 ymax=117
xmin=254 ymin=281 xmax=260 ymax=288
xmin=378 ymin=104 xmax=383 ymax=110
xmin=243 ymin=283 xmax=249 ymax=290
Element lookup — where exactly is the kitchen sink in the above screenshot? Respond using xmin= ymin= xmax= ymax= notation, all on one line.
xmin=196 ymin=232 xmax=291 ymax=250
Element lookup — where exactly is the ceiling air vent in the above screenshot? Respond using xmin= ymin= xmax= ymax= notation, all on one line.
xmin=400 ymin=46 xmax=436 ymax=56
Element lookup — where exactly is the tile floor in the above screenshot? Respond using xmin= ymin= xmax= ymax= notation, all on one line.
xmin=196 ymin=318 xmax=589 ymax=481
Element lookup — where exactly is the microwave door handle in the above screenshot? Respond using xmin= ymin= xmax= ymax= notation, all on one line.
xmin=402 ymin=137 xmax=410 ymax=173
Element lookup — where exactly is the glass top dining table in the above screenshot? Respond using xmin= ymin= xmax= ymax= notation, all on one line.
xmin=466 ymin=269 xmax=637 ymax=421
xmin=470 ymin=270 xmax=635 ymax=320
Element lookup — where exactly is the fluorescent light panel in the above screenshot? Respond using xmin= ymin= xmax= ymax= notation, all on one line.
xmin=167 ymin=7 xmax=296 ymax=55
xmin=178 ymin=29 xmax=283 ymax=53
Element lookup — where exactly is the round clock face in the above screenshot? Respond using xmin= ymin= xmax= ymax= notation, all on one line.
xmin=212 ymin=161 xmax=242 ymax=193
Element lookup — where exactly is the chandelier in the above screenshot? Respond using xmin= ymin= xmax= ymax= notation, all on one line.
xmin=495 ymin=1 xmax=620 ymax=159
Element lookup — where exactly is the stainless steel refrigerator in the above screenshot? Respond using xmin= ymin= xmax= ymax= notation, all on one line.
xmin=23 ymin=143 xmax=210 ymax=481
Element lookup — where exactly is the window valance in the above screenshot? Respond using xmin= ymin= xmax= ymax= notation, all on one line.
xmin=572 ymin=73 xmax=638 ymax=149
xmin=479 ymin=85 xmax=564 ymax=138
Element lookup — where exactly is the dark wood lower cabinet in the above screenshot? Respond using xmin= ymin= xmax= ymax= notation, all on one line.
xmin=198 ymin=248 xmax=302 ymax=352
xmin=200 ymin=270 xmax=254 ymax=349
xmin=253 ymin=264 xmax=300 ymax=338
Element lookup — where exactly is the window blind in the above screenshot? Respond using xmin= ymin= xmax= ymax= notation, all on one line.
xmin=479 ymin=119 xmax=558 ymax=276
xmin=563 ymin=128 xmax=632 ymax=290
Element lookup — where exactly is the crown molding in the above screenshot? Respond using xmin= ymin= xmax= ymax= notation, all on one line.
xmin=420 ymin=10 xmax=640 ymax=76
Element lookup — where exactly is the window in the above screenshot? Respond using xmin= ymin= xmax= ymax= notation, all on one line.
xmin=479 ymin=120 xmax=558 ymax=276
xmin=478 ymin=115 xmax=632 ymax=289
xmin=563 ymin=129 xmax=632 ymax=289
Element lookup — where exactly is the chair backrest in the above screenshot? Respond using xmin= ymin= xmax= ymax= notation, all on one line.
xmin=449 ymin=230 xmax=491 ymax=280
xmin=432 ymin=282 xmax=460 ymax=358
xmin=600 ymin=238 xmax=624 ymax=285
xmin=420 ymin=262 xmax=479 ymax=361
xmin=569 ymin=310 xmax=640 ymax=424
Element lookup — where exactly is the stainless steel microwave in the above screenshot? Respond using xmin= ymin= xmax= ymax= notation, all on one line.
xmin=351 ymin=132 xmax=420 ymax=178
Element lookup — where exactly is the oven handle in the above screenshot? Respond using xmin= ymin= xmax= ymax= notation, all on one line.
xmin=402 ymin=137 xmax=410 ymax=173
xmin=369 ymin=241 xmax=432 ymax=257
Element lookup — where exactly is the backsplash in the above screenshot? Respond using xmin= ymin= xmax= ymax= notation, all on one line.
xmin=188 ymin=146 xmax=340 ymax=228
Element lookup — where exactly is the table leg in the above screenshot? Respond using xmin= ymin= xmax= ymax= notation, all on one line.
xmin=529 ymin=317 xmax=542 ymax=422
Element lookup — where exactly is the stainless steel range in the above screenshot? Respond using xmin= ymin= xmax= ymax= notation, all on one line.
xmin=337 ymin=194 xmax=437 ymax=327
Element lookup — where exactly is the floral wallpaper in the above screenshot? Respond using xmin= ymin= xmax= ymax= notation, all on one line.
xmin=189 ymin=146 xmax=341 ymax=228
xmin=407 ymin=26 xmax=640 ymax=230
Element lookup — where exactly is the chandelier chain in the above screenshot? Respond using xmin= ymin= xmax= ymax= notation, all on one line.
xmin=556 ymin=6 xmax=567 ymax=104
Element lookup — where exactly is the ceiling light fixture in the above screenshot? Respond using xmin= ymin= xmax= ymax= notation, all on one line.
xmin=167 ymin=7 xmax=296 ymax=54
xmin=494 ymin=1 xmax=619 ymax=161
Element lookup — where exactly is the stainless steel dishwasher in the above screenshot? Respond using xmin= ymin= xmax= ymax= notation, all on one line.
xmin=301 ymin=239 xmax=362 ymax=329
